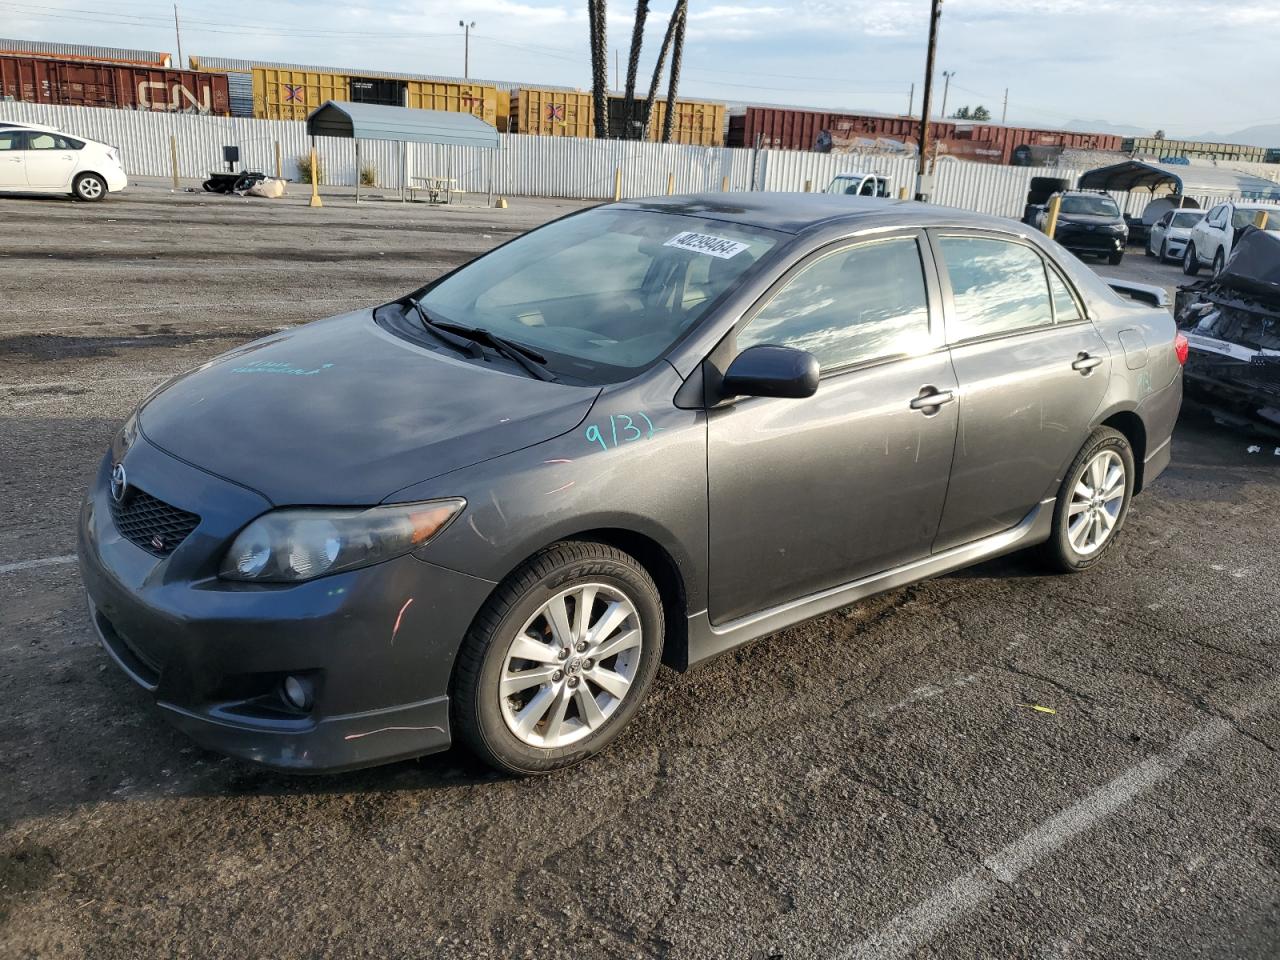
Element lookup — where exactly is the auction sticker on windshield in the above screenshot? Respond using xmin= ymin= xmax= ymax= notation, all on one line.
xmin=664 ymin=231 xmax=751 ymax=259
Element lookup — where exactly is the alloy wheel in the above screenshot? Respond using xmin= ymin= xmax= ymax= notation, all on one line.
xmin=78 ymin=177 xmax=104 ymax=200
xmin=498 ymin=582 xmax=643 ymax=749
xmin=1067 ymin=449 xmax=1125 ymax=556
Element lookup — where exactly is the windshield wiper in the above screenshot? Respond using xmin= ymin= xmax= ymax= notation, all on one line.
xmin=405 ymin=297 xmax=483 ymax=359
xmin=404 ymin=298 xmax=560 ymax=383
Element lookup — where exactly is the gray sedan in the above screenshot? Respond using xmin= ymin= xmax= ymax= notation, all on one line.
xmin=78 ymin=194 xmax=1185 ymax=775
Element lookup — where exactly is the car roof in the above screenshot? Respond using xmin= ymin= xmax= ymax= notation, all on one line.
xmin=0 ymin=121 xmax=58 ymax=131
xmin=613 ymin=193 xmax=1016 ymax=236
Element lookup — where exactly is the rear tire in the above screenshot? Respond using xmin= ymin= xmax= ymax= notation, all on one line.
xmin=1042 ymin=427 xmax=1135 ymax=573
xmin=72 ymin=172 xmax=106 ymax=202
xmin=452 ymin=541 xmax=664 ymax=775
xmin=1183 ymin=242 xmax=1200 ymax=275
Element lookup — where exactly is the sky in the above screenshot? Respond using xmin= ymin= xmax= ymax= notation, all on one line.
xmin=5 ymin=0 xmax=1280 ymax=138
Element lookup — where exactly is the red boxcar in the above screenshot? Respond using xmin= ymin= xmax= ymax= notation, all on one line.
xmin=729 ymin=106 xmax=1124 ymax=164
xmin=0 ymin=54 xmax=230 ymax=114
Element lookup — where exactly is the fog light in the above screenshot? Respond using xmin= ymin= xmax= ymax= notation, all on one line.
xmin=282 ymin=675 xmax=313 ymax=711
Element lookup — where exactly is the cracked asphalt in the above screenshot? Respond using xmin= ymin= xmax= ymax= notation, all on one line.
xmin=2 ymin=182 xmax=1278 ymax=959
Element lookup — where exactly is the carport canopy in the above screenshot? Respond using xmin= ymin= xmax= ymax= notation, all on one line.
xmin=1077 ymin=160 xmax=1280 ymax=201
xmin=305 ymin=100 xmax=499 ymax=149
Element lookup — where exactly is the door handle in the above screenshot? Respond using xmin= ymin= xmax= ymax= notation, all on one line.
xmin=910 ymin=387 xmax=955 ymax=412
xmin=1072 ymin=353 xmax=1104 ymax=374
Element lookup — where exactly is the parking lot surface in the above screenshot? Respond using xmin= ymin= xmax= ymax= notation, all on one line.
xmin=2 ymin=185 xmax=1278 ymax=959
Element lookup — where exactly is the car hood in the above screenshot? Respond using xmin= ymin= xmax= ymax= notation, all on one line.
xmin=138 ymin=310 xmax=600 ymax=505
xmin=1057 ymin=213 xmax=1124 ymax=228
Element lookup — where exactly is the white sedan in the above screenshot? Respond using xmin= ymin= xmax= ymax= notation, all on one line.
xmin=0 ymin=124 xmax=127 ymax=201
xmin=1182 ymin=200 xmax=1280 ymax=276
xmin=1146 ymin=208 xmax=1205 ymax=263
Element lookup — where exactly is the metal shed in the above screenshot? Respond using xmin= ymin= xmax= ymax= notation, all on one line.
xmin=305 ymin=100 xmax=499 ymax=203
xmin=1078 ymin=160 xmax=1280 ymax=203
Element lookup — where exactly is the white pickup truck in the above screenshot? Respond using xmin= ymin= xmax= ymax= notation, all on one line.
xmin=825 ymin=172 xmax=892 ymax=198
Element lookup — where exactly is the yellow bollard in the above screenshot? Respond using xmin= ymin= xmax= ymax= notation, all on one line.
xmin=1256 ymin=210 xmax=1269 ymax=230
xmin=308 ymin=147 xmax=323 ymax=208
xmin=803 ymin=179 xmax=812 ymax=193
xmin=169 ymin=135 xmax=179 ymax=192
xmin=1044 ymin=193 xmax=1062 ymax=239
xmin=721 ymin=175 xmax=730 ymax=192
xmin=274 ymin=140 xmax=282 ymax=180
xmin=898 ymin=187 xmax=908 ymax=200
xmin=667 ymin=172 xmax=675 ymax=195
xmin=495 ymin=196 xmax=508 ymax=209
xmin=613 ymin=167 xmax=622 ymax=202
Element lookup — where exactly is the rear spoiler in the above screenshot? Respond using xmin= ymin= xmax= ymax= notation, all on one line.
xmin=1102 ymin=278 xmax=1170 ymax=310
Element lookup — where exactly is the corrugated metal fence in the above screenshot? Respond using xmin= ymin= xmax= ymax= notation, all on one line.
xmin=0 ymin=101 xmax=1260 ymax=215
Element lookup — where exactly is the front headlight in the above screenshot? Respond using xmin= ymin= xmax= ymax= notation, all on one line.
xmin=219 ymin=498 xmax=465 ymax=583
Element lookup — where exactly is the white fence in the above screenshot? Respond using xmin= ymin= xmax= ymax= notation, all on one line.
xmin=0 ymin=101 xmax=1256 ymax=217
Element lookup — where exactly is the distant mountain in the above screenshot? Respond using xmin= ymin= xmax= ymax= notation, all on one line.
xmin=1190 ymin=124 xmax=1280 ymax=148
xmin=1056 ymin=118 xmax=1152 ymax=137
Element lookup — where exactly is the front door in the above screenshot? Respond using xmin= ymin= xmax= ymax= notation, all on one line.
xmin=0 ymin=129 xmax=26 ymax=188
xmin=930 ymin=232 xmax=1111 ymax=551
xmin=24 ymin=131 xmax=80 ymax=189
xmin=707 ymin=232 xmax=959 ymax=624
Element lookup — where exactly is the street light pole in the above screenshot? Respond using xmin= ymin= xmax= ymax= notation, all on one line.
xmin=915 ymin=0 xmax=943 ymax=201
xmin=459 ymin=20 xmax=476 ymax=78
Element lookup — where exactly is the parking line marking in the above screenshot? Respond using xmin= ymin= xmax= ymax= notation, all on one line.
xmin=0 ymin=554 xmax=77 ymax=575
xmin=840 ymin=680 xmax=1279 ymax=959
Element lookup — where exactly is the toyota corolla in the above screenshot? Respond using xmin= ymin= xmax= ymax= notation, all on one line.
xmin=79 ymin=194 xmax=1184 ymax=775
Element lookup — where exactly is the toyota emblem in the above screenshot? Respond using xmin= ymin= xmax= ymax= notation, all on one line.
xmin=110 ymin=462 xmax=128 ymax=504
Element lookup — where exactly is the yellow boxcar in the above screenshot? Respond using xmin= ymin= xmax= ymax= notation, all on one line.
xmin=252 ymin=67 xmax=350 ymax=120
xmin=494 ymin=88 xmax=510 ymax=133
xmin=643 ymin=99 xmax=726 ymax=147
xmin=404 ymin=80 xmax=498 ymax=127
xmin=510 ymin=88 xmax=595 ymax=138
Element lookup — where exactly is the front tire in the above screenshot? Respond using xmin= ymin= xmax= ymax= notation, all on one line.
xmin=1043 ymin=427 xmax=1135 ymax=573
xmin=1159 ymin=239 xmax=1170 ymax=263
xmin=1183 ymin=242 xmax=1200 ymax=275
xmin=1107 ymin=250 xmax=1124 ymax=265
xmin=452 ymin=541 xmax=664 ymax=775
xmin=1212 ymin=249 xmax=1225 ymax=277
xmin=72 ymin=172 xmax=106 ymax=202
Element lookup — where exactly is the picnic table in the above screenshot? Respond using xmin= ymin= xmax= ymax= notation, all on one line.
xmin=410 ymin=175 xmax=460 ymax=204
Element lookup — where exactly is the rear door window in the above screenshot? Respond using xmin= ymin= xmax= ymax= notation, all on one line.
xmin=937 ymin=236 xmax=1053 ymax=340
xmin=0 ymin=130 xmax=26 ymax=151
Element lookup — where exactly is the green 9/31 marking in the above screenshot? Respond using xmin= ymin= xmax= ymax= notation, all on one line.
xmin=585 ymin=413 xmax=663 ymax=451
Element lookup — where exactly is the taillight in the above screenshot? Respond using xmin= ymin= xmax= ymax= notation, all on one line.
xmin=1175 ymin=332 xmax=1189 ymax=366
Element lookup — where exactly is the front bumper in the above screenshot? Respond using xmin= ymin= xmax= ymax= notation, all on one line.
xmin=1056 ymin=228 xmax=1126 ymax=254
xmin=78 ymin=436 xmax=496 ymax=772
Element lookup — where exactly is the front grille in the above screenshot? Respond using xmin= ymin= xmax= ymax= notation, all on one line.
xmin=109 ymin=487 xmax=200 ymax=557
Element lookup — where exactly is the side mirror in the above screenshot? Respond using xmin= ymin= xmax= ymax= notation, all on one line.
xmin=721 ymin=344 xmax=819 ymax=400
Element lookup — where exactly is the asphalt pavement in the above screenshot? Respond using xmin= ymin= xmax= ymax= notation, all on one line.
xmin=1 ymin=184 xmax=1278 ymax=959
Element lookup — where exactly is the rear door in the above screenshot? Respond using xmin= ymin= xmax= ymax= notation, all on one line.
xmin=25 ymin=131 xmax=80 ymax=189
xmin=0 ymin=129 xmax=26 ymax=189
xmin=930 ymin=231 xmax=1110 ymax=551
xmin=706 ymin=230 xmax=959 ymax=623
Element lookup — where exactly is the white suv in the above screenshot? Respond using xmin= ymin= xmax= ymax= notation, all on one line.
xmin=0 ymin=124 xmax=127 ymax=201
xmin=1182 ymin=200 xmax=1280 ymax=276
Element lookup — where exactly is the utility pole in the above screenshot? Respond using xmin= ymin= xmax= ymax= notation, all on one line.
xmin=615 ymin=49 xmax=620 ymax=90
xmin=915 ymin=0 xmax=943 ymax=200
xmin=459 ymin=20 xmax=476 ymax=78
xmin=939 ymin=69 xmax=955 ymax=120
xmin=173 ymin=4 xmax=183 ymax=67
xmin=1001 ymin=87 xmax=1008 ymax=125
xmin=907 ymin=82 xmax=914 ymax=117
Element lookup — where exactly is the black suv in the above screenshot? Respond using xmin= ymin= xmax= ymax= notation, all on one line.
xmin=1036 ymin=191 xmax=1128 ymax=265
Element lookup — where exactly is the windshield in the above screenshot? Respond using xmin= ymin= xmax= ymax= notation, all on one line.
xmin=418 ymin=208 xmax=780 ymax=381
xmin=1171 ymin=211 xmax=1203 ymax=228
xmin=1059 ymin=195 xmax=1121 ymax=217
